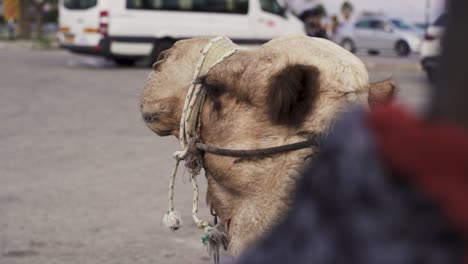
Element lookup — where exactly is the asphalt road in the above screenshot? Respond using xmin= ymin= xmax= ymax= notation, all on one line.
xmin=0 ymin=49 xmax=430 ymax=264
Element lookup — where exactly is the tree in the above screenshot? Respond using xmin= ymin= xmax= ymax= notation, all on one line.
xmin=19 ymin=0 xmax=31 ymax=37
xmin=30 ymin=0 xmax=47 ymax=39
xmin=341 ymin=1 xmax=354 ymax=21
xmin=18 ymin=0 xmax=57 ymax=38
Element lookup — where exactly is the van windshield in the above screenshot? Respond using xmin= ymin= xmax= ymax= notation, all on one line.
xmin=63 ymin=0 xmax=97 ymax=9
xmin=260 ymin=0 xmax=283 ymax=16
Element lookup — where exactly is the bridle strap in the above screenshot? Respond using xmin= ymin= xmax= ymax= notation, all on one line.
xmin=195 ymin=139 xmax=319 ymax=157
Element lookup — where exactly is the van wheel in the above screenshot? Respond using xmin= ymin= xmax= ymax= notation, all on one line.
xmin=149 ymin=39 xmax=174 ymax=66
xmin=395 ymin=41 xmax=410 ymax=57
xmin=426 ymin=67 xmax=437 ymax=83
xmin=368 ymin=50 xmax=380 ymax=56
xmin=341 ymin=39 xmax=356 ymax=53
xmin=113 ymin=58 xmax=137 ymax=66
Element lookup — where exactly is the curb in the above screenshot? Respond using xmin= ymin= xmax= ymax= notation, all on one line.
xmin=0 ymin=41 xmax=34 ymax=50
xmin=0 ymin=39 xmax=60 ymax=51
xmin=363 ymin=61 xmax=422 ymax=72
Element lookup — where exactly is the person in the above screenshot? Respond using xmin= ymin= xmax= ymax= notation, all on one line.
xmin=231 ymin=105 xmax=467 ymax=264
xmin=330 ymin=15 xmax=339 ymax=36
xmin=301 ymin=8 xmax=328 ymax=39
xmin=7 ymin=18 xmax=16 ymax=41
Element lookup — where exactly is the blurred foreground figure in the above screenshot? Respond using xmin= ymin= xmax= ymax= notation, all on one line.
xmin=232 ymin=106 xmax=467 ymax=264
xmin=232 ymin=0 xmax=468 ymax=263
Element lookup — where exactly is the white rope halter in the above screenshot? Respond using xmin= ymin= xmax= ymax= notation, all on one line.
xmin=163 ymin=37 xmax=239 ymax=241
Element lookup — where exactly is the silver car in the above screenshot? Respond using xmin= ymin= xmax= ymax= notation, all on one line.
xmin=335 ymin=16 xmax=423 ymax=57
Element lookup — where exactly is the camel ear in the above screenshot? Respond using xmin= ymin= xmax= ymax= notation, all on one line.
xmin=267 ymin=64 xmax=320 ymax=126
xmin=369 ymin=79 xmax=398 ymax=107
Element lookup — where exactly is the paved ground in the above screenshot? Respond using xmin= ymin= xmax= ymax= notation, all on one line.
xmin=0 ymin=48 xmax=430 ymax=264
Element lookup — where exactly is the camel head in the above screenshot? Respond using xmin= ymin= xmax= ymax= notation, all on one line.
xmin=140 ymin=36 xmax=396 ymax=256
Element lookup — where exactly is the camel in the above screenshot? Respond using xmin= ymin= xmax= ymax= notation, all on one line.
xmin=140 ymin=35 xmax=395 ymax=256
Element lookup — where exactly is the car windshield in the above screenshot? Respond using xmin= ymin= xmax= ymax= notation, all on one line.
xmin=391 ymin=19 xmax=413 ymax=30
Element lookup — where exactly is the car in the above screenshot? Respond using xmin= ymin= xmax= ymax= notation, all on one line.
xmin=421 ymin=14 xmax=445 ymax=82
xmin=335 ymin=16 xmax=423 ymax=57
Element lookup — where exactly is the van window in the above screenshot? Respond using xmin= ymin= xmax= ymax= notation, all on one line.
xmin=127 ymin=0 xmax=249 ymax=14
xmin=63 ymin=0 xmax=97 ymax=9
xmin=260 ymin=0 xmax=283 ymax=16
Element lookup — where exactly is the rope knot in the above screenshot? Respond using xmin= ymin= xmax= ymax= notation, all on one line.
xmin=163 ymin=210 xmax=182 ymax=231
xmin=185 ymin=138 xmax=204 ymax=177
xmin=173 ymin=150 xmax=188 ymax=161
xmin=203 ymin=223 xmax=229 ymax=264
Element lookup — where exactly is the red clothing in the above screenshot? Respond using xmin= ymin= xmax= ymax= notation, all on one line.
xmin=369 ymin=105 xmax=468 ymax=263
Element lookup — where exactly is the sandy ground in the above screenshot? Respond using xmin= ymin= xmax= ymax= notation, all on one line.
xmin=0 ymin=48 xmax=429 ymax=264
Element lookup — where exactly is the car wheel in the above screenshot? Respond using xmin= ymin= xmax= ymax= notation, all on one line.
xmin=341 ymin=39 xmax=356 ymax=53
xmin=395 ymin=41 xmax=410 ymax=57
xmin=113 ymin=58 xmax=137 ymax=66
xmin=148 ymin=39 xmax=174 ymax=67
xmin=368 ymin=50 xmax=380 ymax=56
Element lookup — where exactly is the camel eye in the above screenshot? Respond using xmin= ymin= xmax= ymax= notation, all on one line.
xmin=197 ymin=76 xmax=226 ymax=112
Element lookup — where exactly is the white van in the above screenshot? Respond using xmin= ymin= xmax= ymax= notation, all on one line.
xmin=58 ymin=0 xmax=304 ymax=65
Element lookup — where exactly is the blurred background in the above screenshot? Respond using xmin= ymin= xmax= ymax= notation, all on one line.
xmin=0 ymin=1 xmax=448 ymax=264
xmin=0 ymin=0 xmax=446 ymax=78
